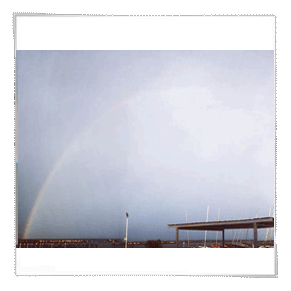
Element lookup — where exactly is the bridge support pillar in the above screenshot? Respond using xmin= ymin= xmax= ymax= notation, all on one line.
xmin=254 ymin=223 xmax=258 ymax=248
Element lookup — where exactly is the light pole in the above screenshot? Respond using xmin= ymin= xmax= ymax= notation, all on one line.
xmin=125 ymin=212 xmax=129 ymax=248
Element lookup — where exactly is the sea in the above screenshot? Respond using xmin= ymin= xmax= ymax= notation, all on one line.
xmin=17 ymin=238 xmax=274 ymax=248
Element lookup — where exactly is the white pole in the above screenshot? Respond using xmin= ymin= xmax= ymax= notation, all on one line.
xmin=236 ymin=229 xmax=241 ymax=244
xmin=232 ymin=229 xmax=237 ymax=244
xmin=126 ymin=218 xmax=128 ymax=248
xmin=204 ymin=206 xmax=209 ymax=247
xmin=269 ymin=207 xmax=274 ymax=243
xmin=240 ymin=230 xmax=244 ymax=244
xmin=216 ymin=208 xmax=220 ymax=245
xmin=265 ymin=207 xmax=271 ymax=241
xmin=125 ymin=212 xmax=128 ymax=248
xmin=185 ymin=209 xmax=190 ymax=248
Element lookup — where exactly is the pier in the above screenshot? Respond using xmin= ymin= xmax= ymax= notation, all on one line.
xmin=168 ymin=217 xmax=274 ymax=248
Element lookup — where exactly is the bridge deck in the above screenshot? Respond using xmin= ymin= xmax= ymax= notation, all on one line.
xmin=168 ymin=217 xmax=274 ymax=248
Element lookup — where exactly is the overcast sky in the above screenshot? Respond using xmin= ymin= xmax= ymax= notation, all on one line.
xmin=17 ymin=50 xmax=274 ymax=241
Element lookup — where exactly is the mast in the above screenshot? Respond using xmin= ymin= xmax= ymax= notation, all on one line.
xmin=264 ymin=207 xmax=271 ymax=242
xmin=232 ymin=229 xmax=237 ymax=244
xmin=240 ymin=229 xmax=244 ymax=245
xmin=269 ymin=207 xmax=274 ymax=244
xmin=246 ymin=228 xmax=249 ymax=246
xmin=185 ymin=209 xmax=190 ymax=248
xmin=204 ymin=206 xmax=209 ymax=247
xmin=236 ymin=229 xmax=241 ymax=246
xmin=215 ymin=208 xmax=220 ymax=246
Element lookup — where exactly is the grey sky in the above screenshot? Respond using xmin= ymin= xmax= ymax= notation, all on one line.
xmin=17 ymin=50 xmax=274 ymax=241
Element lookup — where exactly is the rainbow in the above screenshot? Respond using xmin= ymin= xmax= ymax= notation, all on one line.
xmin=23 ymin=150 xmax=69 ymax=238
xmin=23 ymin=95 xmax=146 ymax=239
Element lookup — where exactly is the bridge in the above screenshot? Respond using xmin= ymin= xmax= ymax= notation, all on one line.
xmin=168 ymin=217 xmax=274 ymax=248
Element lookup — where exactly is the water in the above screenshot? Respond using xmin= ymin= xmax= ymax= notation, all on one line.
xmin=17 ymin=239 xmax=274 ymax=248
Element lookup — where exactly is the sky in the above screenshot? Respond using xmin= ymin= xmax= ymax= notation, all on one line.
xmin=17 ymin=50 xmax=275 ymax=241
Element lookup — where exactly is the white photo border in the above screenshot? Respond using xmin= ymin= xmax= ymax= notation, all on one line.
xmin=14 ymin=14 xmax=277 ymax=277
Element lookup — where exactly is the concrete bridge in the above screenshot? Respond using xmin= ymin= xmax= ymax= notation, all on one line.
xmin=168 ymin=217 xmax=274 ymax=248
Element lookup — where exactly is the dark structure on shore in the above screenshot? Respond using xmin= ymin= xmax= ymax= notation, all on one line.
xmin=168 ymin=217 xmax=274 ymax=248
